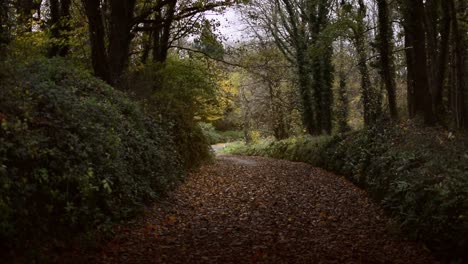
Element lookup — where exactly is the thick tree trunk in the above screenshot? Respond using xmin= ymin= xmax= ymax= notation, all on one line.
xmin=153 ymin=0 xmax=176 ymax=63
xmin=48 ymin=0 xmax=71 ymax=57
xmin=402 ymin=0 xmax=435 ymax=125
xmin=309 ymin=0 xmax=333 ymax=134
xmin=82 ymin=0 xmax=135 ymax=86
xmin=448 ymin=0 xmax=467 ymax=129
xmin=152 ymin=12 xmax=162 ymax=62
xmin=82 ymin=0 xmax=110 ymax=83
xmin=376 ymin=0 xmax=398 ymax=120
xmin=320 ymin=47 xmax=334 ymax=134
xmin=108 ymin=0 xmax=136 ymax=87
xmin=297 ymin=51 xmax=317 ymax=135
xmin=423 ymin=0 xmax=451 ymax=117
xmin=0 ymin=1 xmax=9 ymax=60
xmin=434 ymin=1 xmax=451 ymax=111
xmin=48 ymin=0 xmax=60 ymax=56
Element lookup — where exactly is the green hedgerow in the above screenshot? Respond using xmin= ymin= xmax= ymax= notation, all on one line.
xmin=225 ymin=126 xmax=468 ymax=262
xmin=0 ymin=58 xmax=184 ymax=249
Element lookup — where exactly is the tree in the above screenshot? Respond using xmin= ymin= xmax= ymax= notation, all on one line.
xmin=309 ymin=0 xmax=334 ymax=134
xmin=342 ymin=0 xmax=380 ymax=126
xmin=82 ymin=0 xmax=112 ymax=83
xmin=193 ymin=20 xmax=224 ymax=60
xmin=400 ymin=0 xmax=435 ymax=125
xmin=247 ymin=0 xmax=334 ymax=135
xmin=398 ymin=0 xmax=466 ymax=127
xmin=0 ymin=1 xmax=10 ymax=60
xmin=82 ymin=0 xmax=235 ymax=86
xmin=48 ymin=0 xmax=72 ymax=57
xmin=448 ymin=0 xmax=467 ymax=129
xmin=14 ymin=0 xmax=41 ymax=33
xmin=375 ymin=0 xmax=397 ymax=120
xmin=240 ymin=41 xmax=297 ymax=139
xmin=335 ymin=38 xmax=351 ymax=132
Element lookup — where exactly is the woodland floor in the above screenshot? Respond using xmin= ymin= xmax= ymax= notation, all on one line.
xmin=94 ymin=155 xmax=436 ymax=264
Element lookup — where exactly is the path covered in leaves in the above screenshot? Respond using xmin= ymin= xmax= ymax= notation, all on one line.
xmin=97 ymin=155 xmax=435 ymax=263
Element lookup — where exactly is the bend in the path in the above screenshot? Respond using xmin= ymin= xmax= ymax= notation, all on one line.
xmin=97 ymin=155 xmax=435 ymax=264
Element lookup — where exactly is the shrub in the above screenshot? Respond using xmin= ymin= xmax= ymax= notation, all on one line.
xmin=128 ymin=57 xmax=215 ymax=169
xmin=225 ymin=125 xmax=468 ymax=262
xmin=199 ymin=122 xmax=243 ymax=144
xmin=223 ymin=136 xmax=332 ymax=164
xmin=0 ymin=58 xmax=184 ymax=251
xmin=321 ymin=126 xmax=468 ymax=262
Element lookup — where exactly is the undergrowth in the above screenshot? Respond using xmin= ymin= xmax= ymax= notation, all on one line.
xmin=0 ymin=58 xmax=211 ymax=259
xmin=199 ymin=122 xmax=243 ymax=144
xmin=224 ymin=125 xmax=468 ymax=262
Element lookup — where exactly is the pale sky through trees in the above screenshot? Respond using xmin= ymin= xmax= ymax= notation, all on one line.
xmin=207 ymin=8 xmax=245 ymax=43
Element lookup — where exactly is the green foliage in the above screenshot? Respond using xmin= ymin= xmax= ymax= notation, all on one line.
xmin=0 ymin=58 xmax=184 ymax=250
xmin=8 ymin=31 xmax=49 ymax=62
xmin=133 ymin=56 xmax=220 ymax=121
xmin=161 ymin=110 xmax=213 ymax=170
xmin=225 ymin=125 xmax=468 ymax=262
xmin=321 ymin=126 xmax=468 ymax=261
xmin=199 ymin=122 xmax=243 ymax=144
xmin=223 ymin=136 xmax=332 ymax=165
xmin=193 ymin=20 xmax=224 ymax=60
xmin=130 ymin=56 xmax=216 ymax=169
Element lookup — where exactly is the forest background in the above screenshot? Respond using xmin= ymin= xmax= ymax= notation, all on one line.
xmin=0 ymin=0 xmax=467 ymax=262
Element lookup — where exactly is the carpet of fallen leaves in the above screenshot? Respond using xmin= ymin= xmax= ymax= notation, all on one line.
xmin=95 ymin=155 xmax=436 ymax=264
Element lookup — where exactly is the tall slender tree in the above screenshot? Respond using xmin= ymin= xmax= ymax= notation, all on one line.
xmin=249 ymin=0 xmax=334 ymax=135
xmin=336 ymin=38 xmax=351 ymax=132
xmin=352 ymin=0 xmax=380 ymax=126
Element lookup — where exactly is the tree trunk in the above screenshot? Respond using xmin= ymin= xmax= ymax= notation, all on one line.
xmin=82 ymin=0 xmax=110 ymax=83
xmin=82 ymin=0 xmax=135 ymax=87
xmin=337 ymin=39 xmax=350 ymax=133
xmin=355 ymin=0 xmax=379 ymax=126
xmin=404 ymin=23 xmax=416 ymax=118
xmin=297 ymin=52 xmax=317 ymax=135
xmin=376 ymin=0 xmax=398 ymax=120
xmin=402 ymin=0 xmax=435 ymax=125
xmin=153 ymin=0 xmax=176 ymax=63
xmin=423 ymin=0 xmax=451 ymax=117
xmin=309 ymin=0 xmax=333 ymax=134
xmin=48 ymin=0 xmax=71 ymax=57
xmin=435 ymin=1 xmax=451 ymax=109
xmin=0 ymin=1 xmax=10 ymax=60
xmin=448 ymin=0 xmax=467 ymax=129
xmin=108 ymin=0 xmax=136 ymax=87
xmin=320 ymin=46 xmax=334 ymax=134
xmin=140 ymin=21 xmax=153 ymax=64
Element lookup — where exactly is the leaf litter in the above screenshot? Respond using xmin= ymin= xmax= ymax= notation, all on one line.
xmin=95 ymin=155 xmax=436 ymax=264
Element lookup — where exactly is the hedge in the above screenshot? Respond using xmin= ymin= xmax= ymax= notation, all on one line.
xmin=224 ymin=125 xmax=468 ymax=262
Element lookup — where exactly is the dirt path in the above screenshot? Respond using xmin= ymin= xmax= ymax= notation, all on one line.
xmin=96 ymin=155 xmax=435 ymax=264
